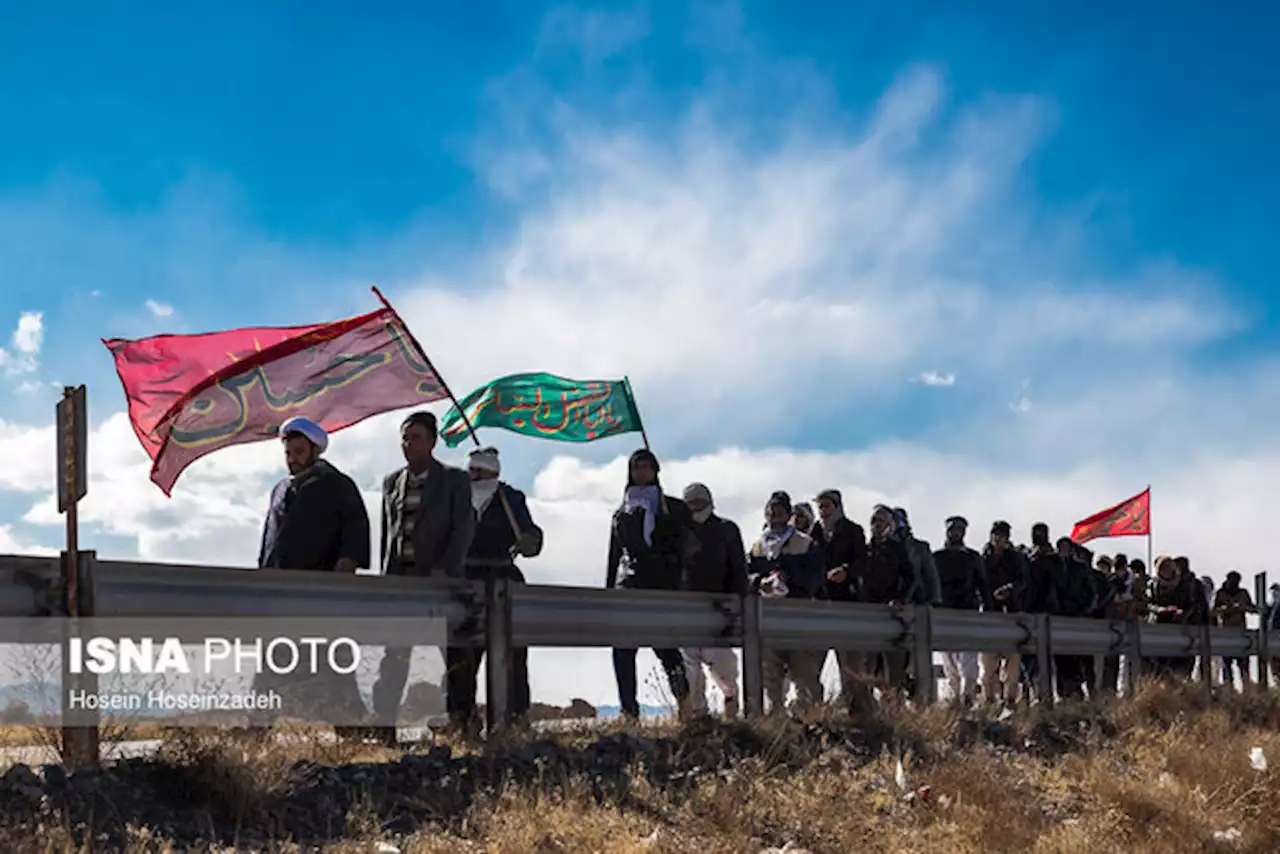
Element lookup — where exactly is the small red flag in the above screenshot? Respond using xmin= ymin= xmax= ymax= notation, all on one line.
xmin=104 ymin=304 xmax=448 ymax=495
xmin=1069 ymin=487 xmax=1151 ymax=543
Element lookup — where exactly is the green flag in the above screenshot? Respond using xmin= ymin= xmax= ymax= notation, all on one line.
xmin=439 ymin=372 xmax=645 ymax=448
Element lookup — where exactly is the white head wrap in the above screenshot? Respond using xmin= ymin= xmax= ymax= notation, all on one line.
xmin=683 ymin=482 xmax=714 ymax=523
xmin=279 ymin=417 xmax=328 ymax=453
xmin=468 ymin=446 xmax=501 ymax=475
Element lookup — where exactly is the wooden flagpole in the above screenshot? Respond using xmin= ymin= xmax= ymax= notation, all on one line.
xmin=369 ymin=286 xmax=524 ymax=539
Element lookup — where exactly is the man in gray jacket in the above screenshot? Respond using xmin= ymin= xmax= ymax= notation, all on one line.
xmin=370 ymin=410 xmax=474 ymax=743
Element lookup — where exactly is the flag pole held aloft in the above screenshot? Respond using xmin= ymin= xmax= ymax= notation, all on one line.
xmin=103 ymin=294 xmax=450 ymax=495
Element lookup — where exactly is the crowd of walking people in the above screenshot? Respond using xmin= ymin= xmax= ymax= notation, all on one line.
xmin=255 ymin=412 xmax=1280 ymax=739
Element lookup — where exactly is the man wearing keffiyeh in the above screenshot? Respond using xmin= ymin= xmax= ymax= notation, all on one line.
xmin=606 ymin=448 xmax=695 ymax=720
xmin=746 ymin=491 xmax=825 ymax=712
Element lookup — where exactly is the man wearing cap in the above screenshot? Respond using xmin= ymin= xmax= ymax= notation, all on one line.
xmin=933 ymin=516 xmax=987 ymax=706
xmin=680 ymin=482 xmax=747 ymax=718
xmin=606 ymin=448 xmax=695 ymax=719
xmin=444 ymin=445 xmax=544 ymax=735
xmin=811 ymin=489 xmax=869 ymax=710
xmin=747 ymin=490 xmax=826 ymax=711
xmin=371 ymin=410 xmax=475 ymax=743
xmin=981 ymin=520 xmax=1030 ymax=705
xmin=255 ymin=416 xmax=371 ymax=733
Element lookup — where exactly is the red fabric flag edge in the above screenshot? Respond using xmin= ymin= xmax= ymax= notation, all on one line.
xmin=103 ymin=306 xmax=398 ymax=496
xmin=1069 ymin=487 xmax=1151 ymax=543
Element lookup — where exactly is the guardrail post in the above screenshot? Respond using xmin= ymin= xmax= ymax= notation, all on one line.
xmin=912 ymin=604 xmax=934 ymax=706
xmin=484 ymin=577 xmax=512 ymax=739
xmin=1255 ymin=572 xmax=1271 ymax=691
xmin=1199 ymin=619 xmax=1214 ymax=696
xmin=60 ymin=550 xmax=98 ymax=770
xmin=1124 ymin=618 xmax=1143 ymax=696
xmin=741 ymin=593 xmax=764 ymax=718
xmin=1034 ymin=613 xmax=1054 ymax=708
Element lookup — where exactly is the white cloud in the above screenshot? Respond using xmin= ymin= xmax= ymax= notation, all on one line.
xmin=144 ymin=299 xmax=174 ymax=318
xmin=915 ymin=371 xmax=956 ymax=387
xmin=0 ymin=311 xmax=43 ymax=375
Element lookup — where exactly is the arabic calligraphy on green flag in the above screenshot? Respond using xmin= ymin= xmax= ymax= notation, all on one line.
xmin=439 ymin=372 xmax=645 ymax=448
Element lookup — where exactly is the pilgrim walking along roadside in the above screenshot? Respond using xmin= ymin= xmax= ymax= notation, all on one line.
xmin=254 ymin=417 xmax=370 ymax=736
xmin=747 ymin=491 xmax=825 ymax=711
xmin=372 ymin=411 xmax=475 ymax=744
xmin=680 ymin=482 xmax=747 ymax=717
xmin=606 ymin=449 xmax=694 ymax=719
xmin=449 ymin=445 xmax=544 ymax=734
xmin=811 ymin=489 xmax=869 ymax=712
xmin=933 ymin=516 xmax=986 ymax=705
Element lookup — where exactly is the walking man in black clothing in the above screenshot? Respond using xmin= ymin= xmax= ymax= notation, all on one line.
xmin=255 ymin=416 xmax=370 ymax=733
xmin=859 ymin=504 xmax=916 ymax=697
xmin=680 ymin=482 xmax=747 ymax=717
xmin=1020 ymin=523 xmax=1062 ymax=702
xmin=447 ymin=446 xmax=543 ymax=735
xmin=607 ymin=449 xmax=694 ymax=719
xmin=981 ymin=520 xmax=1029 ymax=705
xmin=933 ymin=516 xmax=987 ymax=705
xmin=812 ymin=489 xmax=870 ymax=710
xmin=1054 ymin=538 xmax=1099 ymax=701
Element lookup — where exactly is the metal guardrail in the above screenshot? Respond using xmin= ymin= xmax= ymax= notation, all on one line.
xmin=0 ymin=553 xmax=1272 ymax=755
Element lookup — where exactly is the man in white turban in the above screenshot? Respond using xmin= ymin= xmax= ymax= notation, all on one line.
xmin=255 ymin=415 xmax=370 ymax=737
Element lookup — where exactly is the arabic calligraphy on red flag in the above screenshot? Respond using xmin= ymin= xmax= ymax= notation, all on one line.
xmin=104 ymin=305 xmax=447 ymax=495
xmin=1069 ymin=487 xmax=1151 ymax=543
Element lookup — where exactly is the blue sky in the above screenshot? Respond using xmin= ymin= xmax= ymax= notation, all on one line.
xmin=2 ymin=1 xmax=1280 ymax=703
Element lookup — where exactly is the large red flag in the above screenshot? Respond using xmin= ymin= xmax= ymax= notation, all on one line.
xmin=104 ymin=303 xmax=448 ymax=495
xmin=1070 ymin=487 xmax=1151 ymax=543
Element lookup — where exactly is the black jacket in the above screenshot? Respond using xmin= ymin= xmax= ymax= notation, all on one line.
xmin=607 ymin=493 xmax=694 ymax=591
xmin=465 ymin=483 xmax=543 ymax=580
xmin=812 ymin=516 xmax=867 ymax=601
xmin=858 ymin=534 xmax=915 ymax=604
xmin=686 ymin=515 xmax=748 ymax=595
xmin=259 ymin=459 xmax=370 ymax=572
xmin=1057 ymin=557 xmax=1099 ymax=618
xmin=933 ymin=543 xmax=987 ymax=610
xmin=983 ymin=545 xmax=1030 ymax=612
xmin=1024 ymin=546 xmax=1063 ymax=615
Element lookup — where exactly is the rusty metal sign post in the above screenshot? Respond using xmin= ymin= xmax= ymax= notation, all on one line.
xmin=56 ymin=384 xmax=98 ymax=770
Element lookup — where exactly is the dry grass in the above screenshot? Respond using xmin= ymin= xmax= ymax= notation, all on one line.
xmin=2 ymin=682 xmax=1278 ymax=852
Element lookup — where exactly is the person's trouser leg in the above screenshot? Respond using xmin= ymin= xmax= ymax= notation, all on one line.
xmin=883 ymin=650 xmax=907 ymax=695
xmin=784 ymin=650 xmax=823 ymax=708
xmin=942 ymin=652 xmax=962 ymax=701
xmin=1101 ymin=655 xmax=1120 ymax=697
xmin=703 ymin=647 xmax=739 ymax=713
xmin=762 ymin=649 xmax=787 ymax=712
xmin=1004 ymin=653 xmax=1023 ymax=703
xmin=837 ymin=650 xmax=873 ymax=712
xmin=980 ymin=652 xmax=1001 ymax=703
xmin=612 ymin=648 xmax=640 ymax=718
xmin=959 ymin=651 xmax=979 ymax=702
xmin=654 ymin=647 xmax=691 ymax=710
xmin=372 ymin=645 xmax=413 ymax=728
xmin=510 ymin=645 xmax=531 ymax=719
xmin=446 ymin=646 xmax=481 ymax=729
xmin=681 ymin=647 xmax=709 ymax=714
